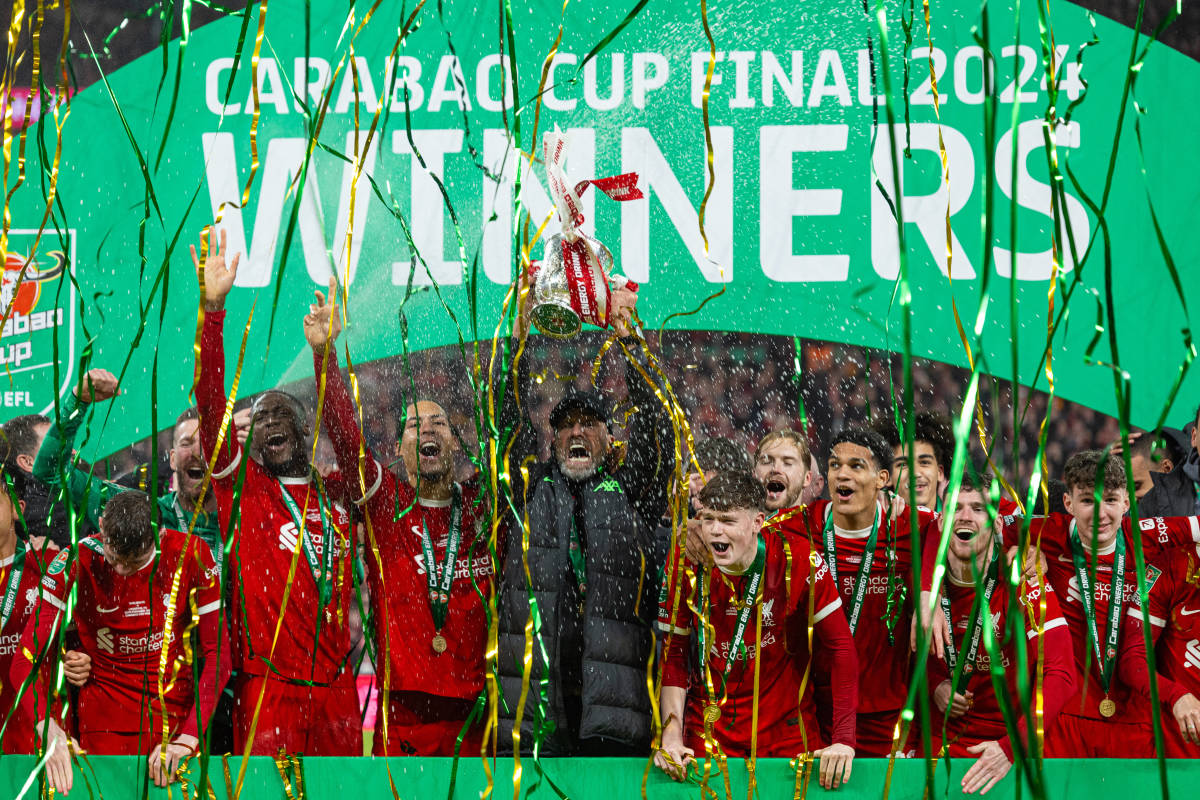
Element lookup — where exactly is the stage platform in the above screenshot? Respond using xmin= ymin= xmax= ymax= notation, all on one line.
xmin=2 ymin=755 xmax=1198 ymax=798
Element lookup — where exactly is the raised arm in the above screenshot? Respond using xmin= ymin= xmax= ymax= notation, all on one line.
xmin=608 ymin=290 xmax=673 ymax=517
xmin=494 ymin=274 xmax=540 ymax=504
xmin=32 ymin=369 xmax=123 ymax=532
xmin=191 ymin=228 xmax=241 ymax=476
xmin=304 ymin=278 xmax=381 ymax=504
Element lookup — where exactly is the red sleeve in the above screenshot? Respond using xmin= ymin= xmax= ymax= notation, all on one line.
xmin=11 ymin=551 xmax=73 ymax=729
xmin=918 ymin=514 xmax=944 ymax=593
xmin=658 ymin=545 xmax=694 ymax=690
xmin=313 ymin=347 xmax=381 ymax=505
xmin=1004 ymin=583 xmax=1077 ymax=760
xmin=1119 ymin=593 xmax=1190 ymax=711
xmin=805 ymin=549 xmax=856 ymax=747
xmin=1135 ymin=516 xmax=1200 ymax=558
xmin=178 ymin=544 xmax=231 ymax=740
xmin=197 ymin=309 xmax=238 ymax=478
xmin=814 ymin=606 xmax=858 ymax=748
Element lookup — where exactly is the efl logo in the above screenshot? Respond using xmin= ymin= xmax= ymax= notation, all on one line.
xmin=0 ymin=230 xmax=78 ymax=416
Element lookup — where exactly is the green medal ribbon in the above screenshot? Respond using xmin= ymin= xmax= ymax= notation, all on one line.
xmin=417 ymin=483 xmax=464 ymax=631
xmin=822 ymin=507 xmax=880 ymax=634
xmin=1070 ymin=524 xmax=1126 ymax=695
xmin=278 ymin=479 xmax=336 ymax=608
xmin=0 ymin=541 xmax=27 ymax=632
xmin=940 ymin=547 xmax=1000 ymax=672
xmin=699 ymin=537 xmax=767 ymax=708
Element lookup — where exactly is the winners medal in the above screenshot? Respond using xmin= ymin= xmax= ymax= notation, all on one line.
xmin=703 ymin=704 xmax=722 ymax=725
xmin=1070 ymin=527 xmax=1127 ymax=721
xmin=418 ymin=485 xmax=464 ymax=655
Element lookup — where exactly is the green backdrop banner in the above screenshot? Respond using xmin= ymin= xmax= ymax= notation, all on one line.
xmin=2 ymin=756 xmax=1199 ymax=799
xmin=3 ymin=0 xmax=1199 ymax=450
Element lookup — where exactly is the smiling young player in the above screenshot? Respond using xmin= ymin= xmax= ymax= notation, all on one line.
xmin=927 ymin=471 xmax=1076 ymax=794
xmin=995 ymin=450 xmax=1200 ymax=757
xmin=655 ymin=471 xmax=857 ymax=789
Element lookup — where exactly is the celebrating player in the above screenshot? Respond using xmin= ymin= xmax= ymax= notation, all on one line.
xmin=192 ymin=228 xmax=360 ymax=755
xmin=302 ymin=280 xmax=496 ymax=756
xmin=33 ymin=369 xmax=221 ymax=557
xmin=774 ymin=427 xmax=937 ymax=756
xmin=753 ymin=429 xmax=812 ymax=514
xmin=996 ymin=450 xmax=1200 ymax=756
xmin=14 ymin=491 xmax=228 ymax=793
xmin=0 ymin=464 xmax=59 ymax=755
xmin=1129 ymin=543 xmax=1200 ymax=756
xmin=655 ymin=471 xmax=856 ymax=789
xmin=927 ymin=470 xmax=1077 ymax=793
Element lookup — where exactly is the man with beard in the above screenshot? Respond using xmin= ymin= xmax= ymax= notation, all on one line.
xmin=655 ymin=471 xmax=856 ymax=789
xmin=191 ymin=228 xmax=360 ymax=755
xmin=496 ymin=283 xmax=672 ymax=755
xmin=927 ymin=469 xmax=1076 ymax=794
xmin=302 ymin=281 xmax=495 ymax=756
xmin=753 ymin=429 xmax=812 ymax=516
xmin=774 ymin=427 xmax=937 ymax=756
xmin=2 ymin=414 xmax=72 ymax=548
xmin=31 ymin=369 xmax=221 ymax=558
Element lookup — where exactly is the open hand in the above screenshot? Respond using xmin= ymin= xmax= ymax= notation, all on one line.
xmin=813 ymin=743 xmax=854 ymax=789
xmin=962 ymin=740 xmax=1011 ymax=794
xmin=191 ymin=227 xmax=241 ymax=311
xmin=304 ymin=277 xmax=342 ymax=351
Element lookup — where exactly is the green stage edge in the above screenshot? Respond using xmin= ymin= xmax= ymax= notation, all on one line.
xmin=1 ymin=756 xmax=1198 ymax=798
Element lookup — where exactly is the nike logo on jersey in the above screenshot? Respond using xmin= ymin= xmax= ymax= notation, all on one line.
xmin=96 ymin=627 xmax=114 ymax=653
xmin=1180 ymin=607 xmax=1200 ymax=617
xmin=96 ymin=605 xmax=120 ymax=614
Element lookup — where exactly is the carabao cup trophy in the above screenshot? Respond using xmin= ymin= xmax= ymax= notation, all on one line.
xmin=528 ymin=131 xmax=644 ymax=339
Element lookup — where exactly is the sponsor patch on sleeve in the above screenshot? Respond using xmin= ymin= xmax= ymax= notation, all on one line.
xmin=46 ymin=550 xmax=69 ymax=576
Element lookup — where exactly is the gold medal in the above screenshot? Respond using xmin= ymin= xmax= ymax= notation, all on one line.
xmin=1099 ymin=697 xmax=1117 ymax=718
xmin=432 ymin=634 xmax=448 ymax=653
xmin=703 ymin=703 xmax=722 ymax=725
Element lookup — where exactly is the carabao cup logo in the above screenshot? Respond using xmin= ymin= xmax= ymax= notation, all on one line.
xmin=0 ymin=232 xmax=76 ymax=417
xmin=1 ymin=250 xmax=66 ymax=318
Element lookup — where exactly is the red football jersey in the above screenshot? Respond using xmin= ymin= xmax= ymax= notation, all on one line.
xmin=361 ymin=477 xmax=496 ymax=699
xmin=0 ymin=545 xmax=58 ymax=752
xmin=779 ymin=501 xmax=933 ymax=716
xmin=659 ymin=532 xmax=849 ymax=756
xmin=310 ymin=344 xmax=499 ymax=700
xmin=1001 ymin=513 xmax=1198 ymax=722
xmin=35 ymin=531 xmax=221 ymax=738
xmin=928 ymin=572 xmax=1076 ymax=757
xmin=1140 ymin=543 xmax=1200 ymax=756
xmin=198 ymin=309 xmax=356 ymax=685
xmin=214 ymin=460 xmax=354 ymax=684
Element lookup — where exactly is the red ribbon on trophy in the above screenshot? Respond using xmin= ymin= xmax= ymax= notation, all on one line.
xmin=528 ymin=130 xmax=644 ymax=338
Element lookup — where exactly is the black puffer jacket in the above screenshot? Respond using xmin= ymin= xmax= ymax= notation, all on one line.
xmin=496 ymin=347 xmax=672 ymax=755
